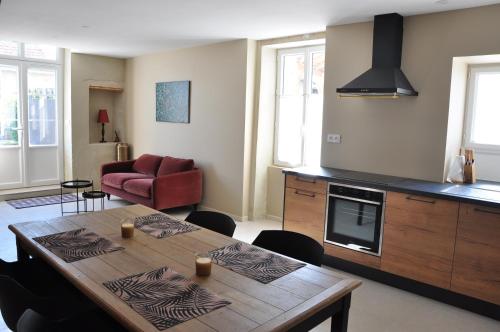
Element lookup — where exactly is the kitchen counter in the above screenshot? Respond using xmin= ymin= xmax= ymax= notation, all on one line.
xmin=283 ymin=166 xmax=500 ymax=209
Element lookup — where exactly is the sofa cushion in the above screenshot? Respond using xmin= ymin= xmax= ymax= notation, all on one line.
xmin=102 ymin=172 xmax=152 ymax=190
xmin=157 ymin=156 xmax=194 ymax=176
xmin=123 ymin=178 xmax=154 ymax=198
xmin=133 ymin=154 xmax=163 ymax=176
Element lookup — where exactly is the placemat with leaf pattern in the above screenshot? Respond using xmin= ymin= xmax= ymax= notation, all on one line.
xmin=134 ymin=213 xmax=200 ymax=239
xmin=209 ymin=241 xmax=306 ymax=284
xmin=33 ymin=228 xmax=124 ymax=263
xmin=103 ymin=266 xmax=231 ymax=330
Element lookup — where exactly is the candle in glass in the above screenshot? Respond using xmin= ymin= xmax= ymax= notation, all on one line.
xmin=121 ymin=220 xmax=134 ymax=238
xmin=195 ymin=253 xmax=212 ymax=276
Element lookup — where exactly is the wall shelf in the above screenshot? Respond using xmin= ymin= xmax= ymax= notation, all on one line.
xmin=89 ymin=85 xmax=124 ymax=93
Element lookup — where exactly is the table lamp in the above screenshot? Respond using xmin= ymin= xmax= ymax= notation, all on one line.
xmin=97 ymin=109 xmax=109 ymax=143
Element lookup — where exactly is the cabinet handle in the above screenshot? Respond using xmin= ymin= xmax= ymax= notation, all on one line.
xmin=406 ymin=196 xmax=436 ymax=204
xmin=474 ymin=208 xmax=500 ymax=216
xmin=296 ymin=176 xmax=316 ymax=184
xmin=295 ymin=189 xmax=316 ymax=198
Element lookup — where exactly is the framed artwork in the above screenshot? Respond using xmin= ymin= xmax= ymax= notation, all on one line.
xmin=155 ymin=80 xmax=190 ymax=123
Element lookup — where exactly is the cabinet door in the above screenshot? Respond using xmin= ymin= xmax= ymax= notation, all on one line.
xmin=451 ymin=204 xmax=500 ymax=305
xmin=286 ymin=175 xmax=327 ymax=194
xmin=381 ymin=192 xmax=459 ymax=289
xmin=283 ymin=187 xmax=326 ymax=244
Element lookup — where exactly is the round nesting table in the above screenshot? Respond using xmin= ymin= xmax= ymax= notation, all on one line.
xmin=60 ymin=180 xmax=93 ymax=215
xmin=82 ymin=190 xmax=106 ymax=212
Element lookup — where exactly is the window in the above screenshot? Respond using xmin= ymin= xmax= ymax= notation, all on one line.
xmin=464 ymin=65 xmax=500 ymax=151
xmin=0 ymin=41 xmax=61 ymax=148
xmin=274 ymin=45 xmax=325 ymax=167
xmin=0 ymin=64 xmax=20 ymax=145
xmin=0 ymin=40 xmax=59 ymax=62
xmin=0 ymin=41 xmax=19 ymax=57
xmin=27 ymin=68 xmax=58 ymax=145
xmin=25 ymin=44 xmax=58 ymax=61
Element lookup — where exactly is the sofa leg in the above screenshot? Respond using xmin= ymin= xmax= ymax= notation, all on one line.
xmin=192 ymin=204 xmax=198 ymax=211
xmin=106 ymin=193 xmax=111 ymax=200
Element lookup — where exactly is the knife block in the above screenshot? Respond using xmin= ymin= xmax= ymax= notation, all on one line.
xmin=463 ymin=149 xmax=477 ymax=184
xmin=463 ymin=163 xmax=476 ymax=184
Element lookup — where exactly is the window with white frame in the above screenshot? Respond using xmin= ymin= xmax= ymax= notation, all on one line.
xmin=464 ymin=65 xmax=500 ymax=151
xmin=0 ymin=41 xmax=62 ymax=147
xmin=274 ymin=45 xmax=325 ymax=167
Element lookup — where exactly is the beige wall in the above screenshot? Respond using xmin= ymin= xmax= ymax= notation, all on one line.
xmin=249 ymin=46 xmax=277 ymax=219
xmin=322 ymin=5 xmax=500 ymax=182
xmin=267 ymin=166 xmax=284 ymax=220
xmin=125 ymin=40 xmax=255 ymax=219
xmin=242 ymin=40 xmax=257 ymax=220
xmin=63 ymin=49 xmax=73 ymax=180
xmin=70 ymin=53 xmax=126 ymax=186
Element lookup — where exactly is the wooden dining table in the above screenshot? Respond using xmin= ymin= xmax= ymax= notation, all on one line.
xmin=8 ymin=204 xmax=361 ymax=332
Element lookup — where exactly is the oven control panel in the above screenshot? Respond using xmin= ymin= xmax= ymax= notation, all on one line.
xmin=329 ymin=184 xmax=385 ymax=204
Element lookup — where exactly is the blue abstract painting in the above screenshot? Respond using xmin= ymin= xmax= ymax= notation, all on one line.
xmin=156 ymin=81 xmax=190 ymax=123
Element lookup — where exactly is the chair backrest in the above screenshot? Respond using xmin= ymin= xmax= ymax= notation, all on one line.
xmin=0 ymin=275 xmax=39 ymax=331
xmin=252 ymin=230 xmax=324 ymax=266
xmin=185 ymin=211 xmax=236 ymax=237
xmin=17 ymin=309 xmax=58 ymax=332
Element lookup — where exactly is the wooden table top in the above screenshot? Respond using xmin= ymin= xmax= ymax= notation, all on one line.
xmin=8 ymin=205 xmax=361 ymax=332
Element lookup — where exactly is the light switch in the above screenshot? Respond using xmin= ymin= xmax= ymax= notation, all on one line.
xmin=327 ymin=134 xmax=342 ymax=144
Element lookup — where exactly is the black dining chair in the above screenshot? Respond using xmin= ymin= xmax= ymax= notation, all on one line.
xmin=252 ymin=230 xmax=324 ymax=266
xmin=185 ymin=211 xmax=237 ymax=237
xmin=16 ymin=309 xmax=128 ymax=332
xmin=0 ymin=261 xmax=96 ymax=332
xmin=0 ymin=275 xmax=82 ymax=331
xmin=0 ymin=258 xmax=69 ymax=296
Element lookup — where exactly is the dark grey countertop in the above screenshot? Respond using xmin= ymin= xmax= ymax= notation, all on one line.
xmin=283 ymin=166 xmax=500 ymax=209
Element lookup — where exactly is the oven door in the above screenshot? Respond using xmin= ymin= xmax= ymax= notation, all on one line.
xmin=325 ymin=194 xmax=384 ymax=255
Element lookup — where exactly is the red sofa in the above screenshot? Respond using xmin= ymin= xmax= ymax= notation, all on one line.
xmin=101 ymin=154 xmax=202 ymax=210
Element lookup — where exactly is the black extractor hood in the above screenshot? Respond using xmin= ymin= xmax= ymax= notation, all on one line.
xmin=337 ymin=13 xmax=418 ymax=97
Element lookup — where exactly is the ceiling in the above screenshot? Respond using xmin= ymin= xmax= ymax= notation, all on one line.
xmin=0 ymin=0 xmax=499 ymax=58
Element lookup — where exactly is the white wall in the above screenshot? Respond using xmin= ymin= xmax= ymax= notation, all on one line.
xmin=125 ymin=40 xmax=255 ymax=219
xmin=322 ymin=4 xmax=500 ymax=182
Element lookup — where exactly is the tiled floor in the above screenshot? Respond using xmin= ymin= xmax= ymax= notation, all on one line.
xmin=0 ymin=196 xmax=498 ymax=331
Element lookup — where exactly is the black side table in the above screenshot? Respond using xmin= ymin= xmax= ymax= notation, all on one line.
xmin=82 ymin=191 xmax=106 ymax=212
xmin=60 ymin=180 xmax=93 ymax=215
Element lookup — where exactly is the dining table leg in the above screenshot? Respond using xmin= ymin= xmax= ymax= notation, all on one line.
xmin=16 ymin=237 xmax=30 ymax=263
xmin=331 ymin=293 xmax=351 ymax=332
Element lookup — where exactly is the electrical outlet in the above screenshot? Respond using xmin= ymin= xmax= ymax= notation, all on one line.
xmin=327 ymin=134 xmax=342 ymax=144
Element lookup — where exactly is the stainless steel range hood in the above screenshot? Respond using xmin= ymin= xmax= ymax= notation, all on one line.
xmin=337 ymin=13 xmax=418 ymax=98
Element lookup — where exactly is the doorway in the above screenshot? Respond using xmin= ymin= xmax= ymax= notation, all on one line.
xmin=0 ymin=42 xmax=63 ymax=190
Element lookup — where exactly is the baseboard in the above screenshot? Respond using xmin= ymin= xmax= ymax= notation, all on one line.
xmin=266 ymin=214 xmax=282 ymax=222
xmin=323 ymin=254 xmax=500 ymax=321
xmin=0 ymin=185 xmax=61 ymax=201
xmin=198 ymin=205 xmax=247 ymax=222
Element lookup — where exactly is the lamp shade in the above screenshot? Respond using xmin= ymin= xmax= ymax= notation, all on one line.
xmin=97 ymin=109 xmax=109 ymax=123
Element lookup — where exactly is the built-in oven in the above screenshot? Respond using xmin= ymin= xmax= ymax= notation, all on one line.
xmin=324 ymin=182 xmax=386 ymax=256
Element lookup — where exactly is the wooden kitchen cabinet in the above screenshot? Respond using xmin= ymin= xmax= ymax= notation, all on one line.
xmin=451 ymin=203 xmax=500 ymax=305
xmin=286 ymin=175 xmax=328 ymax=194
xmin=381 ymin=192 xmax=459 ymax=289
xmin=283 ymin=175 xmax=326 ymax=245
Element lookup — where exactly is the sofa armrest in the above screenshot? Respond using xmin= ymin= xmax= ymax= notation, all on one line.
xmin=101 ymin=160 xmax=136 ymax=177
xmin=152 ymin=168 xmax=202 ymax=210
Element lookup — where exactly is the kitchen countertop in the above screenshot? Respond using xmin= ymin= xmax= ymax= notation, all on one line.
xmin=283 ymin=166 xmax=500 ymax=209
